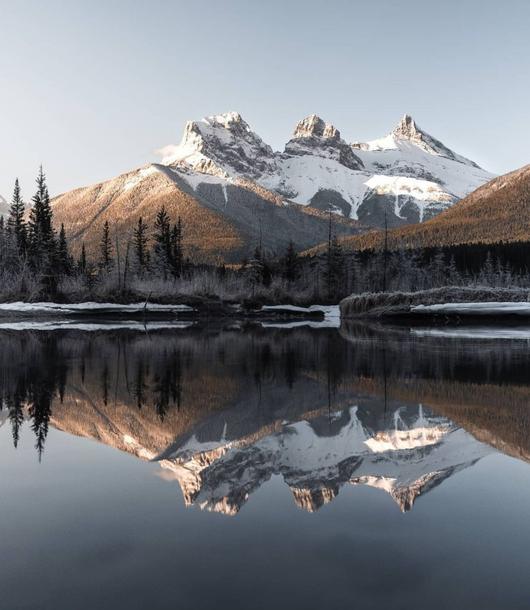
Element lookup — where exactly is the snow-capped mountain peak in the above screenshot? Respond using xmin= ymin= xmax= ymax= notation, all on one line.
xmin=158 ymin=111 xmax=493 ymax=227
xmin=285 ymin=114 xmax=364 ymax=171
xmin=392 ymin=113 xmax=423 ymax=140
xmin=291 ymin=114 xmax=341 ymax=140
xmin=160 ymin=111 xmax=277 ymax=179
xmin=388 ymin=113 xmax=481 ymax=168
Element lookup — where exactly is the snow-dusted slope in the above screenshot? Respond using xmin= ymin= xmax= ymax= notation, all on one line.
xmin=51 ymin=158 xmax=359 ymax=263
xmin=160 ymin=112 xmax=493 ymax=228
xmin=0 ymin=193 xmax=8 ymax=216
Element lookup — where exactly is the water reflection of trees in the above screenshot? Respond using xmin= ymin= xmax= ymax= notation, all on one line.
xmin=1 ymin=326 xmax=530 ymax=459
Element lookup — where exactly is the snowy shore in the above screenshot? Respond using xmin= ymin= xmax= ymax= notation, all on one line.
xmin=340 ymin=287 xmax=530 ymax=320
xmin=0 ymin=301 xmax=338 ymax=330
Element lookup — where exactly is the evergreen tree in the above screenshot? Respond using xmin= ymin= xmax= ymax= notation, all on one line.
xmin=133 ymin=217 xmax=149 ymax=272
xmin=170 ymin=217 xmax=183 ymax=277
xmin=99 ymin=220 xmax=113 ymax=272
xmin=324 ymin=236 xmax=345 ymax=300
xmin=57 ymin=223 xmax=71 ymax=275
xmin=7 ymin=178 xmax=27 ymax=255
xmin=282 ymin=240 xmax=299 ymax=282
xmin=77 ymin=243 xmax=87 ymax=274
xmin=447 ymin=255 xmax=461 ymax=286
xmin=482 ymin=251 xmax=495 ymax=285
xmin=28 ymin=166 xmax=55 ymax=270
xmin=429 ymin=248 xmax=446 ymax=288
xmin=249 ymin=245 xmax=271 ymax=287
xmin=8 ymin=396 xmax=24 ymax=449
xmin=153 ymin=206 xmax=171 ymax=276
xmin=0 ymin=219 xmax=20 ymax=275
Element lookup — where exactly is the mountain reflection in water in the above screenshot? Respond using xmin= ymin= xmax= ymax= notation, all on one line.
xmin=2 ymin=324 xmax=530 ymax=515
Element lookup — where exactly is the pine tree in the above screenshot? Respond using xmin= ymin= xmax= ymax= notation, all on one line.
xmin=429 ymin=248 xmax=446 ymax=288
xmin=8 ymin=397 xmax=24 ymax=449
xmin=133 ymin=217 xmax=149 ymax=272
xmin=77 ymin=243 xmax=87 ymax=274
xmin=7 ymin=178 xmax=27 ymax=255
xmin=282 ymin=240 xmax=299 ymax=283
xmin=482 ymin=251 xmax=495 ymax=286
xmin=28 ymin=166 xmax=56 ymax=273
xmin=382 ymin=210 xmax=389 ymax=292
xmin=325 ymin=236 xmax=345 ymax=300
xmin=0 ymin=216 xmax=20 ymax=275
xmin=447 ymin=255 xmax=460 ymax=286
xmin=99 ymin=220 xmax=113 ymax=272
xmin=57 ymin=223 xmax=71 ymax=275
xmin=153 ymin=206 xmax=171 ymax=276
xmin=170 ymin=217 xmax=183 ymax=277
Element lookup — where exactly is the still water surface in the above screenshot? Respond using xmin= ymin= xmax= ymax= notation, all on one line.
xmin=1 ymin=323 xmax=530 ymax=609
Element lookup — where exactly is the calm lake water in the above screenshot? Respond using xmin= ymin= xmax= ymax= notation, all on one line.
xmin=2 ymin=322 xmax=530 ymax=609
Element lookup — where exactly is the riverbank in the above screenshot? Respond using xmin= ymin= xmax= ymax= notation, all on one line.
xmin=340 ymin=287 xmax=530 ymax=321
xmin=0 ymin=299 xmax=340 ymax=327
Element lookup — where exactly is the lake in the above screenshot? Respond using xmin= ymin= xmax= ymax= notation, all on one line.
xmin=1 ymin=322 xmax=530 ymax=609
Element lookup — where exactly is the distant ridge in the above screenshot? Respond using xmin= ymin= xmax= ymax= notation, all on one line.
xmin=328 ymin=164 xmax=530 ymax=253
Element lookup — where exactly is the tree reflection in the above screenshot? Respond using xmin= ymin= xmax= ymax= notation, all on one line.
xmin=1 ymin=324 xmax=530 ymax=465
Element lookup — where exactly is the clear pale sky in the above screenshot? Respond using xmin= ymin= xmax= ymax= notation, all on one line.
xmin=1 ymin=0 xmax=528 ymax=201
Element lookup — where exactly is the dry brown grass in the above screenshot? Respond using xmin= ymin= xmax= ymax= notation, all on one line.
xmin=340 ymin=285 xmax=530 ymax=317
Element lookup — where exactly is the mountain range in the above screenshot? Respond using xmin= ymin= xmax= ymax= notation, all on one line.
xmin=50 ymin=112 xmax=492 ymax=262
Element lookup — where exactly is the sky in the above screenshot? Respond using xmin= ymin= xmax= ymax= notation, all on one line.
xmin=0 ymin=0 xmax=529 ymax=201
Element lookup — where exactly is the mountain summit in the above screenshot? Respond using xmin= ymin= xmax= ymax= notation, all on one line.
xmin=50 ymin=111 xmax=493 ymax=262
xmin=389 ymin=113 xmax=481 ymax=168
xmin=161 ymin=111 xmax=492 ymax=225
xmin=291 ymin=114 xmax=341 ymax=140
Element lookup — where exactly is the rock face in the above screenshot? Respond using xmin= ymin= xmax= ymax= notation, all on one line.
xmin=391 ymin=114 xmax=481 ymax=167
xmin=285 ymin=114 xmax=364 ymax=172
xmin=161 ymin=111 xmax=492 ymax=227
xmin=51 ymin=110 xmax=493 ymax=261
xmin=164 ymin=112 xmax=279 ymax=179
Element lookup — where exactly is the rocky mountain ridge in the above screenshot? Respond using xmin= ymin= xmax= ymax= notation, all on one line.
xmin=49 ymin=110 xmax=493 ymax=261
xmin=161 ymin=111 xmax=492 ymax=226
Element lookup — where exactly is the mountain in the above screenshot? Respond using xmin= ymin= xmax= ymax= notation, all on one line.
xmin=0 ymin=193 xmax=8 ymax=216
xmin=161 ymin=111 xmax=492 ymax=227
xmin=335 ymin=164 xmax=530 ymax=252
xmin=50 ymin=111 xmax=491 ymax=262
xmin=51 ymin=161 xmax=359 ymax=263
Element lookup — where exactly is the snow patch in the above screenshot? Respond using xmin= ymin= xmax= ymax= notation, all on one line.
xmin=411 ymin=302 xmax=530 ymax=316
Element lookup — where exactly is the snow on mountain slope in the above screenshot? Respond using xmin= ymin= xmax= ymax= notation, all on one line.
xmin=159 ymin=112 xmax=493 ymax=228
xmin=353 ymin=115 xmax=491 ymax=201
xmin=51 ymin=159 xmax=360 ymax=263
xmin=0 ymin=193 xmax=8 ymax=216
xmin=159 ymin=111 xmax=279 ymax=179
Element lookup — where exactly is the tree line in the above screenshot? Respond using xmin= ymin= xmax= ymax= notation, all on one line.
xmin=0 ymin=168 xmax=187 ymax=296
xmin=1 ymin=168 xmax=529 ymax=303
